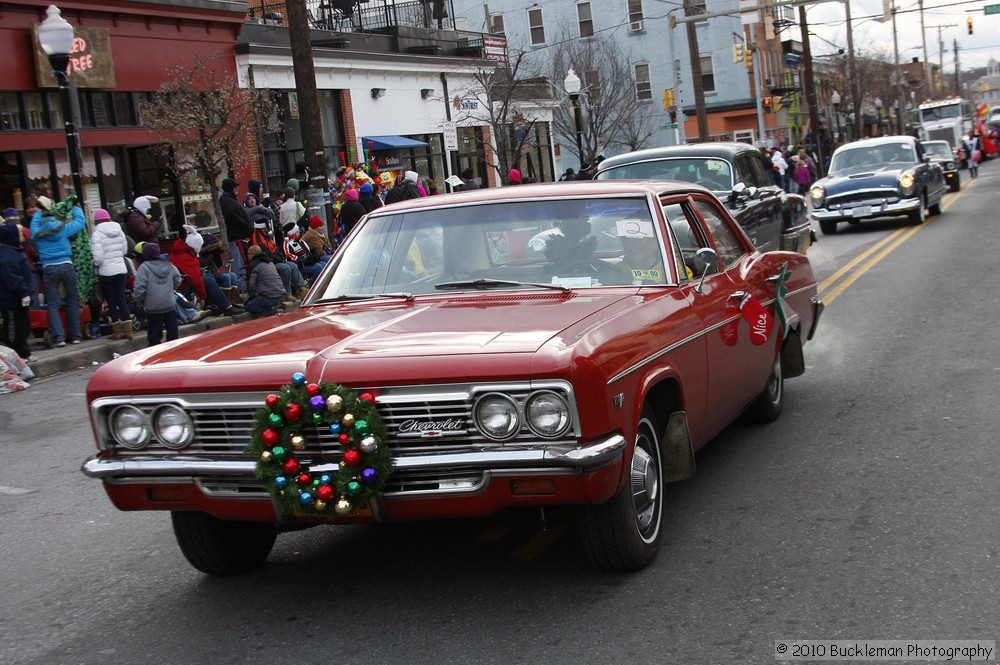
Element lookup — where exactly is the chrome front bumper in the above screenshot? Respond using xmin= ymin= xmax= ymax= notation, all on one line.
xmin=81 ymin=434 xmax=628 ymax=480
xmin=811 ymin=196 xmax=920 ymax=222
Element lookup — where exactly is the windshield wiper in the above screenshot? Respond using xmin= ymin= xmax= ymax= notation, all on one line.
xmin=315 ymin=292 xmax=414 ymax=303
xmin=434 ymin=278 xmax=569 ymax=293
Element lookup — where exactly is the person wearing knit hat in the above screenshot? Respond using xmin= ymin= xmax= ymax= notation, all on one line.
xmin=244 ymin=240 xmax=287 ymax=318
xmin=0 ymin=222 xmax=34 ymax=362
xmin=358 ymin=181 xmax=382 ymax=214
xmin=339 ymin=188 xmax=367 ymax=235
xmin=283 ymin=219 xmax=326 ymax=282
xmin=30 ymin=195 xmax=87 ymax=346
xmin=384 ymin=171 xmax=422 ymax=205
xmin=132 ymin=242 xmax=183 ymax=346
xmin=123 ymin=195 xmax=161 ymax=243
xmin=507 ymin=168 xmax=522 ymax=185
xmin=3 ymin=207 xmax=19 ymax=223
xmin=279 ymin=186 xmax=305 ymax=234
xmin=219 ymin=178 xmax=252 ymax=289
xmin=90 ymin=207 xmax=133 ymax=340
xmin=303 ymin=215 xmax=334 ymax=261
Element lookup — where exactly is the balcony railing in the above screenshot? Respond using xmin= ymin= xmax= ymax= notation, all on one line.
xmin=247 ymin=0 xmax=457 ymax=33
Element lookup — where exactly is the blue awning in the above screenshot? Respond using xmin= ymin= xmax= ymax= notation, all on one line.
xmin=362 ymin=135 xmax=430 ymax=151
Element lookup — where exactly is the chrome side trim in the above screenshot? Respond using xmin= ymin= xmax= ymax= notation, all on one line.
xmin=607 ymin=324 xmax=714 ymax=385
xmin=80 ymin=433 xmax=627 ymax=480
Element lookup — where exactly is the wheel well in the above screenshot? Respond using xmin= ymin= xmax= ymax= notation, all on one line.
xmin=645 ymin=377 xmax=683 ymax=423
xmin=644 ymin=378 xmax=695 ymax=483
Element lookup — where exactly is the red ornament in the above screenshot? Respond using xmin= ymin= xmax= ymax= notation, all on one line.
xmin=359 ymin=392 xmax=374 ymax=403
xmin=317 ymin=485 xmax=335 ymax=501
xmin=338 ymin=433 xmax=350 ymax=445
xmin=343 ymin=449 xmax=361 ymax=467
xmin=265 ymin=394 xmax=280 ymax=408
xmin=297 ymin=473 xmax=312 ymax=486
xmin=306 ymin=383 xmax=321 ymax=397
xmin=282 ymin=458 xmax=300 ymax=475
xmin=285 ymin=403 xmax=302 ymax=421
xmin=262 ymin=429 xmax=280 ymax=448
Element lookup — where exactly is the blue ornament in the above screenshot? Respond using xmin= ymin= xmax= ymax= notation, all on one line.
xmin=320 ymin=474 xmax=333 ymax=485
xmin=361 ymin=467 xmax=378 ymax=484
xmin=310 ymin=395 xmax=326 ymax=413
xmin=299 ymin=491 xmax=313 ymax=505
xmin=329 ymin=422 xmax=341 ymax=435
xmin=274 ymin=475 xmax=288 ymax=489
xmin=291 ymin=372 xmax=307 ymax=385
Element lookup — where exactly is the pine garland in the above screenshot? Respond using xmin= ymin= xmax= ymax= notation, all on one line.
xmin=246 ymin=373 xmax=392 ymax=517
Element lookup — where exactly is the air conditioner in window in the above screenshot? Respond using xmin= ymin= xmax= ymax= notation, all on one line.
xmin=629 ymin=20 xmax=645 ymax=32
xmin=765 ymin=76 xmax=777 ymax=88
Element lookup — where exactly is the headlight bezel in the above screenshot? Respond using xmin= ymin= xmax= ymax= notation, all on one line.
xmin=152 ymin=405 xmax=195 ymax=449
xmin=473 ymin=393 xmax=521 ymax=441
xmin=524 ymin=390 xmax=571 ymax=438
xmin=809 ymin=184 xmax=826 ymax=207
xmin=898 ymin=172 xmax=915 ymax=192
xmin=110 ymin=405 xmax=151 ymax=450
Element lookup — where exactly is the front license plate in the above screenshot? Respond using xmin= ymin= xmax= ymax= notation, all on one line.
xmin=852 ymin=206 xmax=872 ymax=217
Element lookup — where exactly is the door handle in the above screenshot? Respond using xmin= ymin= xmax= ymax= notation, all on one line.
xmin=767 ymin=269 xmax=792 ymax=283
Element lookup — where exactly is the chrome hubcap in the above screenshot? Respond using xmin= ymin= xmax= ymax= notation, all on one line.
xmin=631 ymin=437 xmax=660 ymax=539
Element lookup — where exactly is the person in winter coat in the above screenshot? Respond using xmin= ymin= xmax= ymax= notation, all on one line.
xmin=964 ymin=131 xmax=981 ymax=179
xmin=339 ymin=188 xmax=367 ymax=235
xmin=279 ymin=187 xmax=306 ymax=232
xmin=794 ymin=158 xmax=813 ymax=195
xmin=507 ymin=168 xmax=522 ymax=185
xmin=122 ymin=195 xmax=161 ymax=244
xmin=458 ymin=167 xmax=480 ymax=190
xmin=0 ymin=222 xmax=34 ymax=361
xmin=89 ymin=208 xmax=133 ymax=340
xmin=220 ymin=178 xmax=253 ymax=285
xmin=170 ymin=225 xmax=243 ymax=317
xmin=383 ymin=171 xmax=422 ymax=205
xmin=244 ymin=245 xmax=286 ymax=317
xmin=29 ymin=196 xmax=87 ymax=347
xmin=771 ymin=149 xmax=789 ymax=192
xmin=133 ymin=243 xmax=182 ymax=345
xmin=357 ymin=182 xmax=383 ymax=214
xmin=302 ymin=216 xmax=335 ymax=259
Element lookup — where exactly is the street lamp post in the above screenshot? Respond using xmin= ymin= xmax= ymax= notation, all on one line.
xmin=831 ymin=91 xmax=842 ymax=143
xmin=564 ymin=69 xmax=586 ymax=171
xmin=875 ymin=98 xmax=883 ymax=136
xmin=38 ymin=4 xmax=84 ymax=206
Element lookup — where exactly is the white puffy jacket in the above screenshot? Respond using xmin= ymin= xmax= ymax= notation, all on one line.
xmin=90 ymin=221 xmax=129 ymax=277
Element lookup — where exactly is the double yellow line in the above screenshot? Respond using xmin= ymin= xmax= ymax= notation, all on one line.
xmin=817 ymin=178 xmax=976 ymax=304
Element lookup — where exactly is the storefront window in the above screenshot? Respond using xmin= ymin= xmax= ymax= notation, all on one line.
xmin=23 ymin=93 xmax=48 ymax=130
xmin=91 ymin=92 xmax=112 ymax=128
xmin=113 ymin=92 xmax=134 ymax=126
xmin=1 ymin=93 xmax=22 ymax=131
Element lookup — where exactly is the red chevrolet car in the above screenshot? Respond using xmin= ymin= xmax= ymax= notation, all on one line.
xmin=83 ymin=181 xmax=822 ymax=575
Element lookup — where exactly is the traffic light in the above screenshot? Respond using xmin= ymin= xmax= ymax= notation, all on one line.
xmin=662 ymin=88 xmax=676 ymax=111
xmin=762 ymin=96 xmax=772 ymax=113
xmin=744 ymin=46 xmax=754 ymax=68
xmin=733 ymin=42 xmax=744 ymax=64
xmin=968 ymin=16 xmax=973 ymax=34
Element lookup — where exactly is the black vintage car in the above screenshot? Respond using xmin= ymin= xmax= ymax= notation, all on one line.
xmin=594 ymin=143 xmax=812 ymax=254
xmin=810 ymin=136 xmax=948 ymax=235
xmin=921 ymin=140 xmax=961 ymax=192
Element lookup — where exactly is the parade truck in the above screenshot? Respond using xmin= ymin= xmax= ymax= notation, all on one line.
xmin=917 ymin=98 xmax=997 ymax=166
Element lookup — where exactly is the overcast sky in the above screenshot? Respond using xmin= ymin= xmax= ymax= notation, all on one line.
xmin=804 ymin=0 xmax=999 ymax=73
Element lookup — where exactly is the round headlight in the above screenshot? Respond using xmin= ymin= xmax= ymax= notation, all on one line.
xmin=946 ymin=162 xmax=956 ymax=170
xmin=898 ymin=173 xmax=915 ymax=190
xmin=474 ymin=393 xmax=520 ymax=440
xmin=153 ymin=405 xmax=195 ymax=449
xmin=525 ymin=391 xmax=571 ymax=437
xmin=111 ymin=406 xmax=150 ymax=449
xmin=809 ymin=185 xmax=825 ymax=203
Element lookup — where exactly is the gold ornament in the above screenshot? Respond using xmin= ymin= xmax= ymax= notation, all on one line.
xmin=260 ymin=451 xmax=272 ymax=463
xmin=334 ymin=498 xmax=353 ymax=515
xmin=342 ymin=413 xmax=355 ymax=427
xmin=313 ymin=499 xmax=327 ymax=511
xmin=339 ymin=461 xmax=347 ymax=469
xmin=290 ymin=434 xmax=306 ymax=450
xmin=326 ymin=395 xmax=344 ymax=412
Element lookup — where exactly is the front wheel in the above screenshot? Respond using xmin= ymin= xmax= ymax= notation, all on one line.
xmin=742 ymin=352 xmax=784 ymax=424
xmin=907 ymin=196 xmax=927 ymax=225
xmin=171 ymin=511 xmax=277 ymax=576
xmin=818 ymin=219 xmax=838 ymax=235
xmin=577 ymin=407 xmax=663 ymax=572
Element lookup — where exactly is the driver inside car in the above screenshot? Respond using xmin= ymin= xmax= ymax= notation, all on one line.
xmin=617 ymin=219 xmax=666 ymax=285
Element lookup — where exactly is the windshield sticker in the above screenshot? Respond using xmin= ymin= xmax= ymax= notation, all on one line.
xmin=616 ymin=219 xmax=656 ymax=239
xmin=706 ymin=160 xmax=726 ymax=171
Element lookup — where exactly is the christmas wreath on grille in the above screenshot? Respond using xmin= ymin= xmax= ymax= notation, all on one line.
xmin=246 ymin=373 xmax=392 ymax=517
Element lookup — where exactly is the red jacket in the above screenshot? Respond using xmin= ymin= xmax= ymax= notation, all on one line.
xmin=169 ymin=241 xmax=206 ymax=300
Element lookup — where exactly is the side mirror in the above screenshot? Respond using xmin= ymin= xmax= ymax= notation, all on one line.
xmin=922 ymin=155 xmax=931 ymax=163
xmin=693 ymin=247 xmax=720 ymax=294
xmin=728 ymin=182 xmax=747 ymax=204
xmin=746 ymin=186 xmax=759 ymax=200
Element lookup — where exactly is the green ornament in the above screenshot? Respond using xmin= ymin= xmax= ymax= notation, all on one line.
xmin=312 ymin=412 xmax=324 ymax=425
xmin=355 ymin=419 xmax=369 ymax=435
xmin=347 ymin=480 xmax=364 ymax=497
xmin=271 ymin=445 xmax=288 ymax=462
xmin=268 ymin=413 xmax=284 ymax=427
xmin=312 ymin=478 xmax=321 ymax=488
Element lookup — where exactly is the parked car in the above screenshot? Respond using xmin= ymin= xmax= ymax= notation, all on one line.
xmin=810 ymin=135 xmax=948 ymax=235
xmin=82 ymin=181 xmax=822 ymax=575
xmin=594 ymin=142 xmax=813 ymax=255
xmin=921 ymin=139 xmax=961 ymax=192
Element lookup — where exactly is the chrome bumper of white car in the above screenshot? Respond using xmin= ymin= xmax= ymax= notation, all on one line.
xmin=811 ymin=196 xmax=921 ymax=221
xmin=80 ymin=434 xmax=628 ymax=480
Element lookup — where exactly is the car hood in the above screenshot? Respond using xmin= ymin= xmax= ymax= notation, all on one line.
xmin=817 ymin=164 xmax=911 ymax=194
xmin=89 ymin=293 xmax=635 ymax=395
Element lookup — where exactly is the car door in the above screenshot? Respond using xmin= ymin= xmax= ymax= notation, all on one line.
xmin=747 ymin=151 xmax=784 ymax=252
xmin=733 ymin=152 xmax=782 ymax=253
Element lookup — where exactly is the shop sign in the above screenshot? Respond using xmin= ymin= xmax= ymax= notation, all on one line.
xmin=483 ymin=36 xmax=508 ymax=66
xmin=443 ymin=121 xmax=458 ymax=151
xmin=375 ymin=151 xmax=404 ymax=170
xmin=452 ymin=97 xmax=480 ymax=112
xmin=33 ymin=26 xmax=116 ymax=89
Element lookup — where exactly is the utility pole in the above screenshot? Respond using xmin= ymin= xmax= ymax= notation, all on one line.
xmin=929 ymin=24 xmax=956 ymax=97
xmin=919 ymin=0 xmax=931 ymax=100
xmin=954 ymin=38 xmax=961 ymax=97
xmin=683 ymin=0 xmax=709 ymax=141
xmin=285 ymin=0 xmax=330 ymax=220
xmin=893 ymin=3 xmax=905 ymax=134
xmin=844 ymin=0 xmax=861 ymax=141
xmin=799 ymin=5 xmax=823 ymax=171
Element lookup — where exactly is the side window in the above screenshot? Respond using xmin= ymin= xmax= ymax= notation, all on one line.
xmin=751 ymin=153 xmax=775 ymax=187
xmin=734 ymin=154 xmax=757 ymax=187
xmin=693 ymin=199 xmax=746 ymax=267
xmin=662 ymin=202 xmax=705 ymax=281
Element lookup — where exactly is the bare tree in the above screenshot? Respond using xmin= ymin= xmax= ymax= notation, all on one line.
xmin=140 ymin=53 xmax=279 ymax=247
xmin=548 ymin=28 xmax=658 ymax=163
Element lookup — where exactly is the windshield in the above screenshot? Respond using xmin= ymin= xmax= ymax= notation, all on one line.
xmin=919 ymin=104 xmax=962 ymax=122
xmin=921 ymin=141 xmax=951 ymax=157
xmin=312 ymin=197 xmax=672 ymax=297
xmin=595 ymin=157 xmax=733 ymax=191
xmin=829 ymin=143 xmax=917 ymax=171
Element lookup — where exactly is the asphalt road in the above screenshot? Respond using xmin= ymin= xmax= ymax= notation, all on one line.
xmin=1 ymin=165 xmax=998 ymax=664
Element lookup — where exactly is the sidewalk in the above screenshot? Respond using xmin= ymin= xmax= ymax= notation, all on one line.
xmin=25 ymin=310 xmax=256 ymax=380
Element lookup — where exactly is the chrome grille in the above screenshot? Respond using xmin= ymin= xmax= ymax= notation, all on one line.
xmin=827 ymin=191 xmax=899 ymax=207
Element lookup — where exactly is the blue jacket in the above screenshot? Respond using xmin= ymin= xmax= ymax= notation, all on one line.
xmin=0 ymin=224 xmax=33 ymax=308
xmin=30 ymin=206 xmax=86 ymax=266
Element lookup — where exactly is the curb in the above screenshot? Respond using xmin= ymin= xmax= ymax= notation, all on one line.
xmin=27 ymin=312 xmax=255 ymax=380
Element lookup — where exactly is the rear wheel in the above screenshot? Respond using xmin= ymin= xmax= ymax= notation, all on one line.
xmin=742 ymin=352 xmax=784 ymax=424
xmin=171 ymin=511 xmax=277 ymax=576
xmin=819 ymin=219 xmax=838 ymax=235
xmin=577 ymin=407 xmax=663 ymax=572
